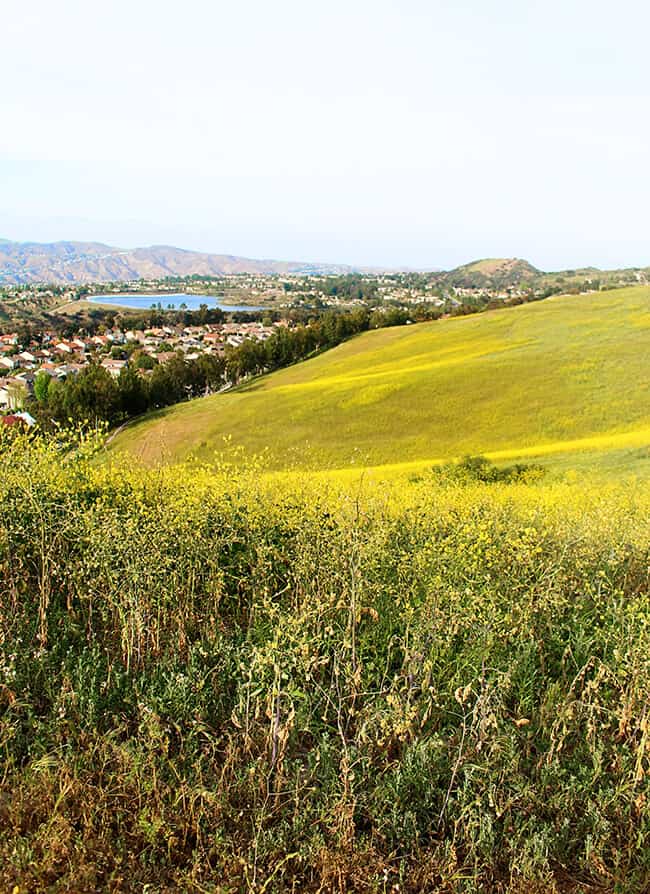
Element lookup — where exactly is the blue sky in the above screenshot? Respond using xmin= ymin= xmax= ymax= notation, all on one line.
xmin=2 ymin=0 xmax=649 ymax=270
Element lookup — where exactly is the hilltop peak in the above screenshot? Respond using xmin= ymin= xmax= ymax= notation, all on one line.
xmin=446 ymin=257 xmax=541 ymax=288
xmin=455 ymin=257 xmax=540 ymax=275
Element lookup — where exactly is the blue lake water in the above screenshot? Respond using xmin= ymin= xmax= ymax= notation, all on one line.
xmin=88 ymin=293 xmax=266 ymax=312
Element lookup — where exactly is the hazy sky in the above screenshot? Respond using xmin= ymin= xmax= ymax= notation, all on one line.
xmin=2 ymin=0 xmax=649 ymax=269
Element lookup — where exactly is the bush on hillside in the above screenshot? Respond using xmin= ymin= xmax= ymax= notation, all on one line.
xmin=447 ymin=454 xmax=545 ymax=483
xmin=410 ymin=455 xmax=545 ymax=485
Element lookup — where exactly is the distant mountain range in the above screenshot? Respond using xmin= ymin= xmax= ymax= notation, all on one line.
xmin=1 ymin=240 xmax=644 ymax=292
xmin=0 ymin=239 xmax=369 ymax=285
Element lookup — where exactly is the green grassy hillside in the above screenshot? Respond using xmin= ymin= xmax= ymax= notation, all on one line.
xmin=110 ymin=286 xmax=650 ymax=475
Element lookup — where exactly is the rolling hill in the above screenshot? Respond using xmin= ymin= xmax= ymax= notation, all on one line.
xmin=0 ymin=239 xmax=362 ymax=284
xmin=109 ymin=286 xmax=650 ymax=476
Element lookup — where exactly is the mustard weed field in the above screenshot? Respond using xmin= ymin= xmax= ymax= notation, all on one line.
xmin=3 ymin=428 xmax=650 ymax=892
xmin=109 ymin=286 xmax=650 ymax=478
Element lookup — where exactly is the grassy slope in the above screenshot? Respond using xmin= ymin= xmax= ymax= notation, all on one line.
xmin=109 ymin=286 xmax=650 ymax=475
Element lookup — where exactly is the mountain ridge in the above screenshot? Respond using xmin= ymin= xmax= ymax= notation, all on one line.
xmin=0 ymin=238 xmax=376 ymax=284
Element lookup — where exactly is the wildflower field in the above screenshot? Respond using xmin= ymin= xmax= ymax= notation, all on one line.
xmin=109 ymin=286 xmax=650 ymax=479
xmin=2 ymin=428 xmax=650 ymax=892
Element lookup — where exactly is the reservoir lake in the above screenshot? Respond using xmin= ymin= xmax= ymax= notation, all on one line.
xmin=88 ymin=293 xmax=266 ymax=312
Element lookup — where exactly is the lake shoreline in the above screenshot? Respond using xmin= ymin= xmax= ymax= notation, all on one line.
xmin=87 ymin=292 xmax=267 ymax=312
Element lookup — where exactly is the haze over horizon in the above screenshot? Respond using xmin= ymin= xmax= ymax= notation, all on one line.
xmin=3 ymin=0 xmax=649 ymax=271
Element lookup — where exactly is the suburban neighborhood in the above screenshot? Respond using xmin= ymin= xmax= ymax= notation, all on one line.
xmin=0 ymin=318 xmax=287 ymax=413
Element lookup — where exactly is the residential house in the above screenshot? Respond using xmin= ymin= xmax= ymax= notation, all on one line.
xmin=0 ymin=376 xmax=28 ymax=409
xmin=100 ymin=359 xmax=127 ymax=378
